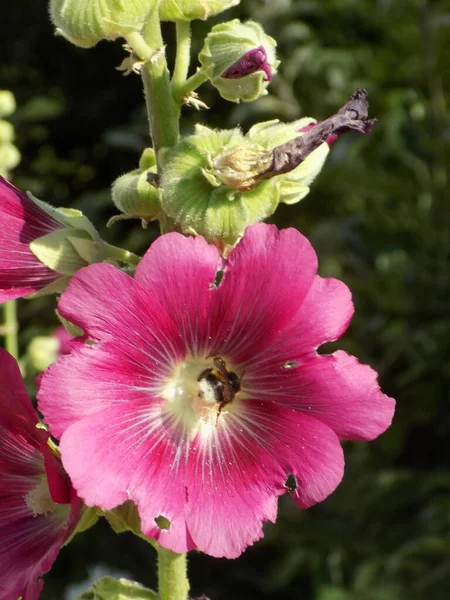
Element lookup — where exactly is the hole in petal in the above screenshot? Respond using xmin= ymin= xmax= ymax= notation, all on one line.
xmin=284 ymin=474 xmax=297 ymax=493
xmin=210 ymin=269 xmax=224 ymax=289
xmin=282 ymin=361 xmax=299 ymax=369
xmin=155 ymin=515 xmax=171 ymax=530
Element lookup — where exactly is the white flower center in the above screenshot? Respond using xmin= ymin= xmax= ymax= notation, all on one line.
xmin=161 ymin=357 xmax=241 ymax=432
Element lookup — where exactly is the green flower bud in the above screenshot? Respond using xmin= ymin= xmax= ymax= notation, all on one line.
xmin=77 ymin=577 xmax=157 ymax=600
xmin=159 ymin=0 xmax=239 ymax=21
xmin=27 ymin=336 xmax=60 ymax=372
xmin=199 ymin=19 xmax=278 ymax=102
xmin=111 ymin=148 xmax=161 ymax=222
xmin=0 ymin=143 xmax=21 ymax=177
xmin=0 ymin=120 xmax=14 ymax=143
xmin=160 ymin=119 xmax=330 ymax=247
xmin=50 ymin=0 xmax=157 ymax=48
xmin=0 ymin=91 xmax=16 ymax=118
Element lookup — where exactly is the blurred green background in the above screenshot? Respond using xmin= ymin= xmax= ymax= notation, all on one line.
xmin=1 ymin=0 xmax=450 ymax=598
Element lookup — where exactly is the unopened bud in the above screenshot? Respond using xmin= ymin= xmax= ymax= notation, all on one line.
xmin=111 ymin=148 xmax=161 ymax=222
xmin=0 ymin=91 xmax=16 ymax=118
xmin=159 ymin=0 xmax=239 ymax=21
xmin=50 ymin=0 xmax=157 ymax=48
xmin=199 ymin=20 xmax=278 ymax=102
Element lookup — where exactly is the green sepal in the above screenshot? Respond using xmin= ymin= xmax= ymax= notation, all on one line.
xmin=56 ymin=310 xmax=85 ymax=338
xmin=27 ymin=192 xmax=100 ymax=240
xmin=103 ymin=500 xmax=151 ymax=541
xmin=64 ymin=506 xmax=100 ymax=546
xmin=24 ymin=276 xmax=71 ymax=299
xmin=67 ymin=237 xmax=106 ymax=264
xmin=76 ymin=576 xmax=157 ymax=600
xmin=30 ymin=229 xmax=89 ymax=275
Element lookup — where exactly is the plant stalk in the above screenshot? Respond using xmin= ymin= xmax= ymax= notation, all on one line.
xmin=139 ymin=6 xmax=180 ymax=163
xmin=2 ymin=300 xmax=19 ymax=359
xmin=157 ymin=547 xmax=189 ymax=600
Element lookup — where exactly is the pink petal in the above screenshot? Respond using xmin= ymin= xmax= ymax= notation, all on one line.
xmin=134 ymin=232 xmax=223 ymax=355
xmin=38 ymin=337 xmax=181 ymax=440
xmin=184 ymin=401 xmax=343 ymax=557
xmin=247 ymin=351 xmax=395 ymax=441
xmin=39 ymin=264 xmax=185 ymax=438
xmin=246 ymin=275 xmax=354 ymax=372
xmin=0 ymin=350 xmax=46 ymax=444
xmin=58 ymin=398 xmax=343 ymax=558
xmin=59 ymin=400 xmax=195 ymax=554
xmin=0 ymin=177 xmax=59 ymax=230
xmin=0 ymin=427 xmax=72 ymax=600
xmin=208 ymin=224 xmax=318 ymax=363
xmin=0 ymin=179 xmax=62 ymax=301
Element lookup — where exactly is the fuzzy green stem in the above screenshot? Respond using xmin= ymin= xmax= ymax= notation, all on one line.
xmin=2 ymin=300 xmax=19 ymax=359
xmin=172 ymin=20 xmax=192 ymax=93
xmin=157 ymin=547 xmax=189 ymax=600
xmin=174 ymin=69 xmax=208 ymax=104
xmin=102 ymin=242 xmax=141 ymax=267
xmin=139 ymin=6 xmax=179 ymax=161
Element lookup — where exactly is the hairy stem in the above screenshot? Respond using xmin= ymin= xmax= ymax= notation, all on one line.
xmin=139 ymin=6 xmax=179 ymax=163
xmin=172 ymin=20 xmax=192 ymax=93
xmin=174 ymin=69 xmax=208 ymax=104
xmin=157 ymin=547 xmax=189 ymax=600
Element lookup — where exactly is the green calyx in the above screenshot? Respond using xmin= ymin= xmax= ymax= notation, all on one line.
xmin=199 ymin=19 xmax=278 ymax=102
xmin=111 ymin=148 xmax=162 ymax=224
xmin=50 ymin=0 xmax=157 ymax=48
xmin=159 ymin=0 xmax=240 ymax=22
xmin=160 ymin=119 xmax=330 ymax=247
xmin=28 ymin=192 xmax=104 ymax=277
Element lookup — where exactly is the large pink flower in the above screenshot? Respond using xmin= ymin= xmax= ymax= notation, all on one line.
xmin=38 ymin=224 xmax=395 ymax=559
xmin=0 ymin=177 xmax=67 ymax=302
xmin=0 ymin=349 xmax=80 ymax=600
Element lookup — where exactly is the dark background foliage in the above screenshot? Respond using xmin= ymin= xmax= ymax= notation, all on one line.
xmin=1 ymin=0 xmax=450 ymax=598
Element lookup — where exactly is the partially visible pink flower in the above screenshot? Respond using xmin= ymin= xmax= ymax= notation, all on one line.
xmin=0 ymin=349 xmax=80 ymax=599
xmin=299 ymin=121 xmax=338 ymax=146
xmin=38 ymin=224 xmax=395 ymax=559
xmin=0 ymin=177 xmax=63 ymax=302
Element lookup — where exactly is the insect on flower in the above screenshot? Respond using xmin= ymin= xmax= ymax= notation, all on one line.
xmin=197 ymin=356 xmax=241 ymax=421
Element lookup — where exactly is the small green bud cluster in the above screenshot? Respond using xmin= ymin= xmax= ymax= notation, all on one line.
xmin=0 ymin=91 xmax=20 ymax=177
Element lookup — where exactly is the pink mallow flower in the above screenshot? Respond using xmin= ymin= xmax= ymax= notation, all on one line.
xmin=38 ymin=224 xmax=395 ymax=559
xmin=0 ymin=349 xmax=80 ymax=599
